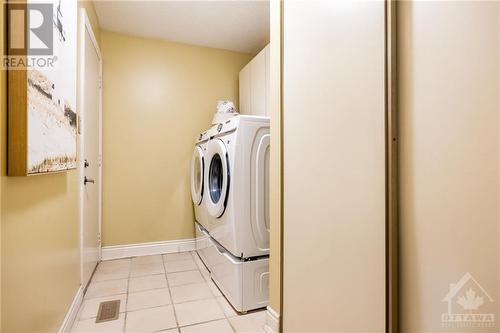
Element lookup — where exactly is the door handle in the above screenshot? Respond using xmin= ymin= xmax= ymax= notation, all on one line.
xmin=84 ymin=176 xmax=95 ymax=185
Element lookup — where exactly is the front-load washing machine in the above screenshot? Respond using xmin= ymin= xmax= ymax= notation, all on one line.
xmin=190 ymin=131 xmax=210 ymax=230
xmin=192 ymin=124 xmax=223 ymax=270
xmin=202 ymin=115 xmax=270 ymax=312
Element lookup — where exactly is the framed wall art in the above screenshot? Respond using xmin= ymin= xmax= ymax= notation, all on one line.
xmin=7 ymin=0 xmax=77 ymax=176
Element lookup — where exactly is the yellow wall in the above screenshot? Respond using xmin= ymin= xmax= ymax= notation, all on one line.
xmin=399 ymin=2 xmax=499 ymax=332
xmin=268 ymin=0 xmax=281 ymax=316
xmin=101 ymin=31 xmax=251 ymax=246
xmin=0 ymin=1 xmax=100 ymax=332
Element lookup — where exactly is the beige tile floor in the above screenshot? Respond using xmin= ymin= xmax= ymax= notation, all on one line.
xmin=71 ymin=251 xmax=266 ymax=333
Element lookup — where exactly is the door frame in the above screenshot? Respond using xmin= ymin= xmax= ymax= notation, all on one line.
xmin=78 ymin=8 xmax=103 ymax=287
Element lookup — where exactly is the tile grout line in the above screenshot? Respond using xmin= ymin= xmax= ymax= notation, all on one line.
xmin=189 ymin=252 xmax=227 ymax=315
xmin=128 ymin=286 xmax=170 ymax=295
xmin=123 ymin=259 xmax=132 ymax=333
xmin=194 ymin=251 xmax=260 ymax=332
xmin=214 ymin=285 xmax=237 ymax=333
xmin=162 ymin=253 xmax=181 ymax=330
xmin=177 ymin=317 xmax=235 ymax=330
xmin=91 ymin=268 xmax=148 ymax=283
xmin=124 ymin=293 xmax=220 ymax=313
xmin=129 ymin=261 xmax=165 ymax=278
xmin=127 ymin=256 xmax=176 ymax=331
xmin=83 ymin=290 xmax=128 ymax=301
xmin=135 ymin=270 xmax=205 ymax=290
xmin=80 ymin=252 xmax=265 ymax=332
xmin=190 ymin=251 xmax=237 ymax=333
xmin=77 ymin=258 xmax=131 ymax=331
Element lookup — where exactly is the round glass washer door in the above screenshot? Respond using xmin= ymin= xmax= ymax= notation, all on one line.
xmin=205 ymin=139 xmax=229 ymax=218
xmin=190 ymin=146 xmax=204 ymax=205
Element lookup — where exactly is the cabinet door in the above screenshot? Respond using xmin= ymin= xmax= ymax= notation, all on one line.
xmin=265 ymin=45 xmax=270 ymax=117
xmin=251 ymin=48 xmax=267 ymax=116
xmin=239 ymin=63 xmax=251 ymax=114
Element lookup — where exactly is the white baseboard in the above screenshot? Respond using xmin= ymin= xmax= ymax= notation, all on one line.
xmin=263 ymin=306 xmax=280 ymax=333
xmin=59 ymin=285 xmax=84 ymax=333
xmin=101 ymin=238 xmax=196 ymax=261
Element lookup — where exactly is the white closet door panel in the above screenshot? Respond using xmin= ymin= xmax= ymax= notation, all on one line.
xmin=283 ymin=1 xmax=386 ymax=332
xmin=399 ymin=2 xmax=500 ymax=332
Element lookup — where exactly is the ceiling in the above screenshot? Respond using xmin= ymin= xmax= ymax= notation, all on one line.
xmin=94 ymin=0 xmax=270 ymax=54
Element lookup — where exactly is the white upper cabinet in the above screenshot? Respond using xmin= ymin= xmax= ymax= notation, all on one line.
xmin=239 ymin=45 xmax=270 ymax=117
xmin=239 ymin=61 xmax=252 ymax=116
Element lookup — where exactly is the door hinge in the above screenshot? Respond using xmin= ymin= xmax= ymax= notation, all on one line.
xmin=97 ymin=233 xmax=102 ymax=244
xmin=99 ymin=76 xmax=102 ymax=89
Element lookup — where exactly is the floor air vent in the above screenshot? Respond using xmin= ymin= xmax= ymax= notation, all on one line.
xmin=95 ymin=300 xmax=120 ymax=323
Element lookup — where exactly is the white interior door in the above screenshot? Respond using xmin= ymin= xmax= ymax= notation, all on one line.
xmin=79 ymin=10 xmax=102 ymax=288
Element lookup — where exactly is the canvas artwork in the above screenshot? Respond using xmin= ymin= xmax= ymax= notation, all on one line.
xmin=7 ymin=0 xmax=77 ymax=176
xmin=27 ymin=0 xmax=77 ymax=174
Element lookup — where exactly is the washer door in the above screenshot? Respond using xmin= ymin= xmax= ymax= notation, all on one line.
xmin=205 ymin=139 xmax=230 ymax=218
xmin=190 ymin=146 xmax=205 ymax=205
